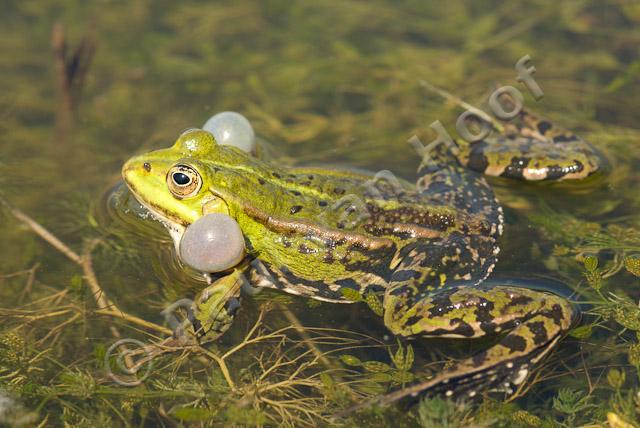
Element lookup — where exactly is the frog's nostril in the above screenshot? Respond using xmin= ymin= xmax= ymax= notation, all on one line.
xmin=143 ymin=162 xmax=151 ymax=172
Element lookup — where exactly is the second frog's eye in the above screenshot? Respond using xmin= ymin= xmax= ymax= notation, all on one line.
xmin=167 ymin=164 xmax=202 ymax=199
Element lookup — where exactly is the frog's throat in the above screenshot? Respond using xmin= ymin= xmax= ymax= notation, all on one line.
xmin=130 ymin=192 xmax=185 ymax=252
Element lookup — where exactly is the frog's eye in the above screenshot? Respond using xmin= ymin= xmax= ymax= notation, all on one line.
xmin=167 ymin=164 xmax=202 ymax=199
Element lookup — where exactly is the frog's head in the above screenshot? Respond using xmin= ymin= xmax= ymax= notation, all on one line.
xmin=122 ymin=129 xmax=233 ymax=246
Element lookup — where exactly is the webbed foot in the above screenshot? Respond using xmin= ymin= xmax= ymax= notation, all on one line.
xmin=190 ymin=269 xmax=245 ymax=343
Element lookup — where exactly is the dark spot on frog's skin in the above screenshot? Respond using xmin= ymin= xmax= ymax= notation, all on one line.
xmin=391 ymin=269 xmax=420 ymax=282
xmin=467 ymin=141 xmax=490 ymax=173
xmin=540 ymin=160 xmax=583 ymax=180
xmin=413 ymin=322 xmax=475 ymax=338
xmin=537 ymin=120 xmax=552 ymax=135
xmin=544 ymin=164 xmax=568 ymax=180
xmin=143 ymin=162 xmax=151 ymax=172
xmin=308 ymin=175 xmax=314 ymax=180
xmin=290 ymin=205 xmax=303 ymax=214
xmin=258 ymin=178 xmax=266 ymax=185
xmin=344 ymin=205 xmax=356 ymax=214
xmin=501 ymin=334 xmax=527 ymax=353
xmin=298 ymin=243 xmax=314 ymax=254
xmin=472 ymin=351 xmax=488 ymax=367
xmin=501 ymin=157 xmax=530 ymax=179
xmin=273 ymin=172 xmax=282 ymax=179
xmin=291 ymin=190 xmax=302 ymax=196
xmin=527 ymin=321 xmax=549 ymax=345
xmin=336 ymin=221 xmax=345 ymax=229
xmin=506 ymin=295 xmax=534 ymax=308
xmin=318 ymin=200 xmax=328 ymax=207
xmin=427 ymin=302 xmax=454 ymax=318
xmin=323 ymin=251 xmax=335 ymax=264
xmin=281 ymin=237 xmax=292 ymax=248
xmin=334 ymin=188 xmax=346 ymax=196
xmin=474 ymin=298 xmax=498 ymax=332
xmin=423 ymin=293 xmax=455 ymax=318
xmin=548 ymin=303 xmax=567 ymax=326
xmin=480 ymin=320 xmax=498 ymax=335
xmin=279 ymin=264 xmax=291 ymax=274
xmin=334 ymin=278 xmax=360 ymax=290
xmin=552 ymin=134 xmax=574 ymax=143
xmin=405 ymin=314 xmax=422 ymax=327
xmin=342 ymin=248 xmax=392 ymax=276
xmin=550 ymin=160 xmax=585 ymax=178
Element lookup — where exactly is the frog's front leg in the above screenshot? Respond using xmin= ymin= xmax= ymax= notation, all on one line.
xmin=382 ymin=282 xmax=576 ymax=401
xmin=189 ymin=269 xmax=245 ymax=343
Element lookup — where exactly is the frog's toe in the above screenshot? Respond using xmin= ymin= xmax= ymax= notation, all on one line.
xmin=466 ymin=137 xmax=601 ymax=181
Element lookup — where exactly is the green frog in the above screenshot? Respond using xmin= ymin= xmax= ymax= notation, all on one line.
xmin=121 ymin=109 xmax=600 ymax=403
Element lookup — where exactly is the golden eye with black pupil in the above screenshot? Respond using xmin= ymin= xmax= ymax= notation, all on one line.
xmin=167 ymin=164 xmax=202 ymax=199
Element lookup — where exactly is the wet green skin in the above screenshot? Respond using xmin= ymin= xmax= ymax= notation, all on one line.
xmin=122 ymin=110 xmax=599 ymax=402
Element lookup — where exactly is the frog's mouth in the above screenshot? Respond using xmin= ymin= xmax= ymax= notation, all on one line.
xmin=128 ymin=189 xmax=186 ymax=252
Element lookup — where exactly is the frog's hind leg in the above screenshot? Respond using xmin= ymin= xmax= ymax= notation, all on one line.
xmin=458 ymin=108 xmax=600 ymax=181
xmin=412 ymin=150 xmax=503 ymax=291
xmin=381 ymin=284 xmax=576 ymax=403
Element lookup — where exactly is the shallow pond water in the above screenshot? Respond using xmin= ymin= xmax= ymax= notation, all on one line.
xmin=1 ymin=1 xmax=640 ymax=426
